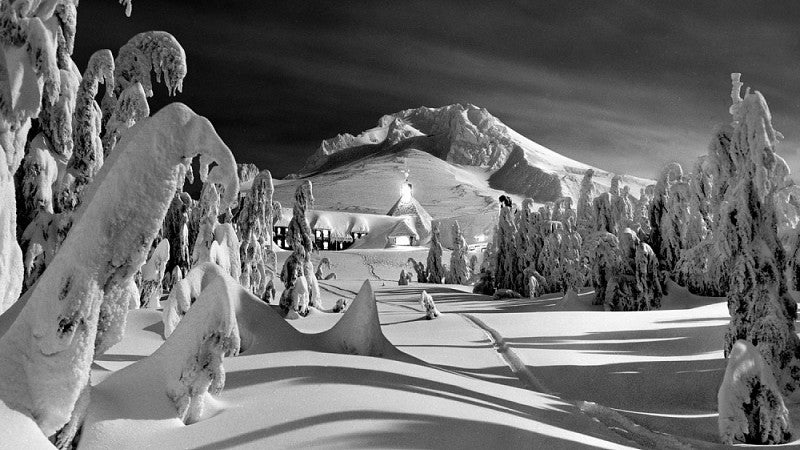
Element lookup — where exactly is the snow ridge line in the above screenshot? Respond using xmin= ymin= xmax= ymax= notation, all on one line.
xmin=459 ymin=313 xmax=550 ymax=394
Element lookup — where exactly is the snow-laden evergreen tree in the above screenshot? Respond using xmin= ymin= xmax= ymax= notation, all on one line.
xmin=446 ymin=220 xmax=470 ymax=284
xmin=407 ymin=257 xmax=427 ymax=283
xmin=719 ymin=73 xmax=800 ymax=396
xmin=191 ymin=182 xmax=220 ymax=266
xmin=0 ymin=103 xmax=239 ymax=440
xmin=426 ymin=222 xmax=446 ymax=283
xmin=675 ymin=130 xmax=733 ymax=297
xmin=419 ymin=290 xmax=441 ymax=319
xmin=19 ymin=136 xmax=58 ymax=227
xmin=495 ymin=197 xmax=518 ymax=291
xmin=576 ymin=168 xmax=595 ymax=240
xmin=633 ymin=185 xmax=654 ymax=241
xmin=537 ymin=219 xmax=563 ymax=293
xmin=279 ymin=180 xmax=320 ymax=314
xmin=585 ymin=195 xmax=621 ymax=307
xmin=64 ymin=49 xmax=114 ymax=209
xmin=593 ymin=192 xmax=617 ymax=235
xmin=0 ymin=1 xmax=73 ymax=313
xmin=648 ymin=162 xmax=683 ymax=287
xmin=560 ymin=216 xmax=584 ymax=293
xmin=102 ymin=81 xmax=149 ymax=156
xmin=237 ymin=170 xmax=277 ymax=299
xmin=101 ymin=30 xmax=186 ymax=133
xmin=719 ymin=340 xmax=791 ymax=444
xmin=140 ymin=238 xmax=170 ymax=308
xmin=163 ymin=192 xmax=192 ymax=284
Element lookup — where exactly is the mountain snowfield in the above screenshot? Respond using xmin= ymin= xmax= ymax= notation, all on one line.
xmin=288 ymin=103 xmax=652 ymax=214
xmin=68 ymin=251 xmax=798 ymax=449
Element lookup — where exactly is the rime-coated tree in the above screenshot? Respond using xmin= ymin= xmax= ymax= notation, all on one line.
xmin=633 ymin=185 xmax=654 ymax=240
xmin=560 ymin=216 xmax=584 ymax=293
xmin=407 ymin=257 xmax=427 ymax=283
xmin=649 ymin=162 xmax=684 ymax=281
xmin=140 ymin=238 xmax=170 ymax=308
xmin=593 ymin=192 xmax=617 ymax=235
xmin=163 ymin=192 xmax=192 ymax=283
xmin=719 ymin=74 xmax=800 ymax=396
xmin=102 ymin=81 xmax=149 ymax=156
xmin=514 ymin=198 xmax=537 ymax=296
xmin=586 ymin=231 xmax=620 ymax=306
xmin=191 ymin=182 xmax=220 ymax=266
xmin=101 ymin=30 xmax=186 ymax=134
xmin=537 ymin=220 xmax=563 ymax=293
xmin=0 ymin=103 xmax=239 ymax=441
xmin=446 ymin=221 xmax=470 ymax=284
xmin=719 ymin=340 xmax=791 ymax=445
xmin=0 ymin=1 xmax=71 ymax=312
xmin=426 ymin=222 xmax=446 ymax=283
xmin=61 ymin=50 xmax=114 ymax=211
xmin=19 ymin=137 xmax=57 ymax=224
xmin=280 ymin=180 xmax=320 ymax=314
xmin=576 ymin=168 xmax=595 ymax=240
xmin=237 ymin=170 xmax=277 ymax=299
xmin=419 ymin=290 xmax=441 ymax=319
xmin=494 ymin=198 xmax=518 ymax=291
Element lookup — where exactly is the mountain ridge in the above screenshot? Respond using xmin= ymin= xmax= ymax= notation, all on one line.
xmin=294 ymin=103 xmax=652 ymax=205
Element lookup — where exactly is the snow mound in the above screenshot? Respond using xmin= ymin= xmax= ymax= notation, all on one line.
xmin=82 ymin=279 xmax=407 ymax=444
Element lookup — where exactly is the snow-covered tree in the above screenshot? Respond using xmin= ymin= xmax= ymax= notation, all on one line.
xmin=236 ymin=170 xmax=277 ymax=299
xmin=0 ymin=1 xmax=75 ymax=314
xmin=560 ymin=216 xmax=584 ymax=293
xmin=101 ymin=30 xmax=186 ymax=132
xmin=718 ymin=74 xmax=800 ymax=395
xmin=140 ymin=238 xmax=170 ymax=308
xmin=102 ymin=81 xmax=149 ymax=155
xmin=0 ymin=103 xmax=238 ymax=438
xmin=446 ymin=220 xmax=470 ymax=284
xmin=163 ymin=192 xmax=192 ymax=284
xmin=515 ymin=198 xmax=538 ymax=296
xmin=315 ymin=257 xmax=336 ymax=280
xmin=718 ymin=340 xmax=791 ymax=444
xmin=537 ymin=219 xmax=563 ymax=293
xmin=586 ymin=231 xmax=620 ymax=306
xmin=632 ymin=185 xmax=654 ymax=240
xmin=576 ymin=168 xmax=595 ymax=240
xmin=63 ymin=49 xmax=114 ymax=210
xmin=18 ymin=136 xmax=57 ymax=226
xmin=279 ymin=180 xmax=319 ymax=315
xmin=426 ymin=222 xmax=446 ymax=283
xmin=192 ymin=182 xmax=220 ymax=266
xmin=593 ymin=192 xmax=617 ymax=235
xmin=407 ymin=257 xmax=427 ymax=283
xmin=419 ymin=290 xmax=441 ymax=319
xmin=495 ymin=197 xmax=517 ymax=290
xmin=398 ymin=269 xmax=410 ymax=285
xmin=163 ymin=262 xmax=228 ymax=338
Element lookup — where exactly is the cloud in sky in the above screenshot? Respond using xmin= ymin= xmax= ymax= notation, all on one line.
xmin=74 ymin=1 xmax=800 ymax=179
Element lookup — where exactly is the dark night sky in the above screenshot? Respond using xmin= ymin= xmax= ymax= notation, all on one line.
xmin=74 ymin=1 xmax=800 ymax=179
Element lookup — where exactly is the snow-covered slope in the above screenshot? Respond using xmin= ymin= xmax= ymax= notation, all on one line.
xmin=276 ymin=149 xmax=511 ymax=219
xmin=296 ymin=104 xmax=652 ymax=204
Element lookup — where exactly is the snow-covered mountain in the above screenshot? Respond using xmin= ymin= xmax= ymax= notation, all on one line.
xmin=295 ymin=103 xmax=652 ymax=206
